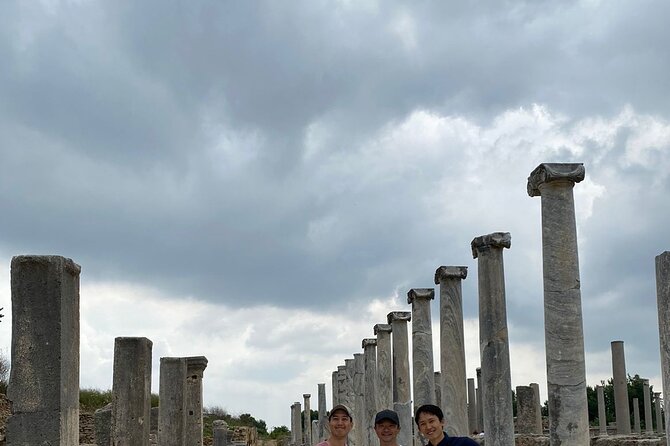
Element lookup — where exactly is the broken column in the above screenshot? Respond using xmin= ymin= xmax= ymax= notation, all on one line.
xmin=655 ymin=392 xmax=663 ymax=433
xmin=657 ymin=251 xmax=670 ymax=445
xmin=517 ymin=385 xmax=541 ymax=434
xmin=435 ymin=265 xmax=469 ymax=436
xmin=471 ymin=232 xmax=514 ymax=446
xmin=303 ymin=394 xmax=312 ymax=446
xmin=374 ymin=323 xmax=393 ymax=410
xmin=644 ymin=379 xmax=653 ymax=434
xmin=317 ymin=383 xmax=327 ymax=441
xmin=363 ymin=338 xmax=379 ymax=446
xmin=387 ymin=311 xmax=412 ymax=446
xmin=611 ymin=340 xmax=631 ymax=434
xmin=528 ymin=163 xmax=589 ymax=445
xmin=6 ymin=255 xmax=81 ymax=446
xmin=407 ymin=288 xmax=436 ymax=408
xmin=597 ymin=385 xmax=607 ymax=435
xmin=293 ymin=401 xmax=303 ymax=446
xmin=530 ymin=383 xmax=543 ymax=434
xmin=467 ymin=378 xmax=477 ymax=434
xmin=353 ymin=353 xmax=365 ymax=446
xmin=476 ymin=368 xmax=483 ymax=432
xmin=633 ymin=398 xmax=641 ymax=434
xmin=213 ymin=420 xmax=228 ymax=446
xmin=290 ymin=403 xmax=297 ymax=446
xmin=186 ymin=356 xmax=208 ymax=446
xmin=158 ymin=357 xmax=188 ymax=446
xmin=112 ymin=337 xmax=153 ymax=446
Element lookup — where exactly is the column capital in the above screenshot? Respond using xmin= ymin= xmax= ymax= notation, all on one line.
xmin=387 ymin=311 xmax=411 ymax=323
xmin=303 ymin=394 xmax=311 ymax=399
xmin=407 ymin=288 xmax=435 ymax=304
xmin=374 ymin=323 xmax=392 ymax=335
xmin=471 ymin=232 xmax=511 ymax=259
xmin=186 ymin=356 xmax=208 ymax=375
xmin=362 ymin=338 xmax=377 ymax=349
xmin=527 ymin=163 xmax=585 ymax=197
xmin=434 ymin=266 xmax=468 ymax=284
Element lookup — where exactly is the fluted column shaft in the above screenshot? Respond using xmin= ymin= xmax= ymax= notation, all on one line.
xmin=472 ymin=232 xmax=514 ymax=446
xmin=611 ymin=341 xmax=631 ymax=434
xmin=374 ymin=324 xmax=393 ymax=411
xmin=388 ymin=311 xmax=412 ymax=446
xmin=528 ymin=163 xmax=589 ymax=445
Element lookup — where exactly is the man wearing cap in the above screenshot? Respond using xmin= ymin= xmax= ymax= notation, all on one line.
xmin=316 ymin=404 xmax=353 ymax=446
xmin=374 ymin=409 xmax=402 ymax=446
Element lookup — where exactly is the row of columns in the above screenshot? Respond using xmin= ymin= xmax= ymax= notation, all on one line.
xmin=5 ymin=255 xmax=209 ymax=446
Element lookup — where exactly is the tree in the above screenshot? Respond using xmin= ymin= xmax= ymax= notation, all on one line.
xmin=269 ymin=425 xmax=290 ymax=440
xmin=239 ymin=413 xmax=268 ymax=436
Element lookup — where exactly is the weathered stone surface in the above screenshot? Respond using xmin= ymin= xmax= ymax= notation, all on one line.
xmin=353 ymin=353 xmax=365 ymax=446
xmin=467 ymin=378 xmax=477 ymax=434
xmin=303 ymin=394 xmax=312 ymax=446
xmin=186 ymin=356 xmax=208 ymax=446
xmin=634 ymin=398 xmax=641 ymax=434
xmin=434 ymin=371 xmax=442 ymax=415
xmin=528 ymin=162 xmax=589 ymax=445
xmin=387 ymin=311 xmax=412 ymax=446
xmin=332 ymin=370 xmax=339 ymax=407
xmin=95 ymin=403 xmax=112 ymax=446
xmin=612 ymin=341 xmax=631 ymax=434
xmin=476 ymin=368 xmax=483 ymax=432
xmin=598 ymin=385 xmax=608 ymax=435
xmin=654 ymin=393 xmax=663 ymax=434
xmin=213 ymin=420 xmax=228 ymax=446
xmin=517 ymin=386 xmax=542 ymax=435
xmin=363 ymin=338 xmax=379 ymax=446
xmin=317 ymin=383 xmax=327 ymax=441
xmin=7 ymin=255 xmax=81 ymax=446
xmin=530 ymin=383 xmax=543 ymax=435
xmin=472 ymin=233 xmax=514 ymax=446
xmin=158 ymin=357 xmax=188 ymax=446
xmin=435 ymin=265 xmax=469 ymax=437
xmin=374 ymin=323 xmax=393 ymax=411
xmin=407 ymin=288 xmax=436 ymax=409
xmin=643 ymin=380 xmax=653 ymax=434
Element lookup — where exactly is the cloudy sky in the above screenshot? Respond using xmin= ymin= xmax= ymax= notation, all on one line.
xmin=1 ymin=0 xmax=670 ymax=430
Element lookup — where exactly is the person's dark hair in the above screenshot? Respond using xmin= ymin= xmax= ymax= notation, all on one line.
xmin=414 ymin=404 xmax=444 ymax=425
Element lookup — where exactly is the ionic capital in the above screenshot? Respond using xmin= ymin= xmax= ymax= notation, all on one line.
xmin=387 ymin=311 xmax=411 ymax=324
xmin=434 ymin=266 xmax=468 ymax=284
xmin=374 ymin=323 xmax=392 ymax=335
xmin=362 ymin=338 xmax=377 ymax=349
xmin=407 ymin=288 xmax=435 ymax=304
xmin=186 ymin=356 xmax=208 ymax=374
xmin=527 ymin=163 xmax=585 ymax=197
xmin=471 ymin=232 xmax=511 ymax=259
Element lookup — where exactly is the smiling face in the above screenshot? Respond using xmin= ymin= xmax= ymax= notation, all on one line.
xmin=416 ymin=411 xmax=445 ymax=445
xmin=328 ymin=409 xmax=353 ymax=440
xmin=374 ymin=419 xmax=400 ymax=445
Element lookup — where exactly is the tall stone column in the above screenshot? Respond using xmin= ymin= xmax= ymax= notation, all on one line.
xmin=434 ymin=372 xmax=442 ymax=411
xmin=467 ymin=378 xmax=477 ymax=434
xmin=517 ymin=386 xmax=541 ymax=434
xmin=387 ymin=311 xmax=412 ymax=446
xmin=597 ymin=385 xmax=607 ymax=435
xmin=528 ymin=163 xmax=589 ymax=445
xmin=611 ymin=340 xmax=631 ymax=434
xmin=363 ymin=338 xmax=379 ymax=446
xmin=374 ymin=323 xmax=393 ymax=410
xmin=346 ymin=358 xmax=356 ymax=414
xmin=294 ymin=401 xmax=303 ymax=446
xmin=312 ymin=420 xmax=319 ymax=446
xmin=435 ymin=265 xmax=469 ymax=436
xmin=633 ymin=398 xmax=641 ymax=434
xmin=317 ymin=383 xmax=327 ymax=441
xmin=213 ymin=420 xmax=228 ymax=446
xmin=654 ymin=392 xmax=663 ymax=433
xmin=407 ymin=288 xmax=436 ymax=408
xmin=332 ymin=371 xmax=339 ymax=406
xmin=353 ymin=353 xmax=365 ymax=446
xmin=186 ymin=356 xmax=208 ymax=446
xmin=158 ymin=357 xmax=188 ymax=446
xmin=337 ymin=365 xmax=348 ymax=408
xmin=476 ymin=368 xmax=483 ymax=432
xmin=471 ymin=232 xmax=514 ymax=446
xmin=657 ymin=251 xmax=670 ymax=445
xmin=112 ymin=337 xmax=153 ymax=446
xmin=530 ymin=383 xmax=543 ymax=434
xmin=6 ymin=255 xmax=81 ymax=446
xmin=303 ymin=394 xmax=312 ymax=446
xmin=644 ymin=379 xmax=653 ymax=434
xmin=290 ymin=403 xmax=296 ymax=446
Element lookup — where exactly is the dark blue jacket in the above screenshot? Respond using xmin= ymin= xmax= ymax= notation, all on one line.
xmin=428 ymin=432 xmax=479 ymax=446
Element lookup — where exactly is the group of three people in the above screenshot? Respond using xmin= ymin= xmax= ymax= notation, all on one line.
xmin=317 ymin=404 xmax=478 ymax=446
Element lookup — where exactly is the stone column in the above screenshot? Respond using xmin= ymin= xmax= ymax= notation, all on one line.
xmin=6 ymin=255 xmax=81 ymax=446
xmin=345 ymin=358 xmax=356 ymax=414
xmin=294 ymin=401 xmax=303 ymax=446
xmin=657 ymin=251 xmax=670 ymax=445
xmin=303 ymin=394 xmax=312 ymax=446
xmin=290 ymin=403 xmax=298 ymax=446
xmin=655 ymin=392 xmax=663 ymax=433
xmin=374 ymin=323 xmax=393 ymax=410
xmin=611 ymin=340 xmax=631 ymax=434
xmin=363 ymin=338 xmax=379 ymax=446
xmin=332 ymin=371 xmax=339 ymax=406
xmin=435 ymin=265 xmax=469 ymax=436
xmin=597 ymin=385 xmax=607 ymax=435
xmin=337 ymin=365 xmax=348 ymax=408
xmin=467 ymin=378 xmax=477 ymax=434
xmin=596 ymin=386 xmax=607 ymax=435
xmin=186 ymin=356 xmax=208 ymax=446
xmin=528 ymin=163 xmax=589 ymax=445
xmin=353 ymin=353 xmax=365 ymax=446
xmin=476 ymin=368 xmax=483 ymax=432
xmin=517 ymin=386 xmax=541 ymax=434
xmin=95 ymin=404 xmax=112 ymax=446
xmin=644 ymin=379 xmax=653 ymax=434
xmin=407 ymin=288 xmax=436 ymax=408
xmin=633 ymin=398 xmax=641 ymax=434
xmin=530 ymin=383 xmax=543 ymax=434
xmin=312 ymin=420 xmax=319 ymax=446
xmin=471 ymin=232 xmax=514 ymax=446
xmin=387 ymin=311 xmax=412 ymax=446
xmin=434 ymin=372 xmax=442 ymax=412
xmin=158 ymin=357 xmax=188 ymax=446
xmin=112 ymin=337 xmax=153 ymax=446
xmin=213 ymin=420 xmax=229 ymax=446
xmin=318 ymin=383 xmax=327 ymax=441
